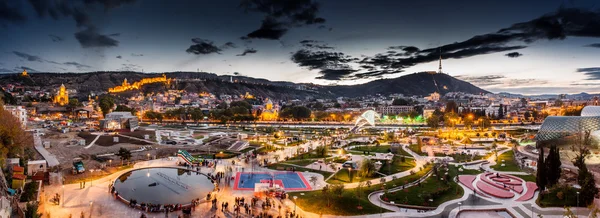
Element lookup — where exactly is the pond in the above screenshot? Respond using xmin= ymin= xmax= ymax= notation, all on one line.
xmin=114 ymin=167 xmax=214 ymax=205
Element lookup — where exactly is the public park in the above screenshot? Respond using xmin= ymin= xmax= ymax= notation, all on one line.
xmin=9 ymin=107 xmax=596 ymax=218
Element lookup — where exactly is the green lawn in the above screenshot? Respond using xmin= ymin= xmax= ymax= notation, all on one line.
xmin=351 ymin=145 xmax=391 ymax=153
xmin=451 ymin=153 xmax=484 ymax=163
xmin=378 ymin=156 xmax=416 ymax=175
xmin=395 ymin=146 xmax=413 ymax=157
xmin=490 ymin=150 xmax=521 ymax=172
xmin=281 ymin=159 xmax=315 ymax=167
xmin=266 ymin=163 xmax=333 ymax=179
xmin=537 ymin=186 xmax=579 ymax=207
xmin=327 ymin=168 xmax=381 ymax=184
xmin=292 ymin=164 xmax=433 ymax=216
xmin=288 ymin=152 xmax=330 ymax=160
xmin=408 ymin=144 xmax=427 ymax=156
xmin=382 ymin=166 xmax=480 ymax=207
xmin=514 ymin=174 xmax=536 ymax=182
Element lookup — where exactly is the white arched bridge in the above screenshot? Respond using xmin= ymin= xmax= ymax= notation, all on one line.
xmin=351 ymin=110 xmax=380 ymax=133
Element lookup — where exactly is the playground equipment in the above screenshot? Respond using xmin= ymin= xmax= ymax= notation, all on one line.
xmin=177 ymin=150 xmax=199 ymax=165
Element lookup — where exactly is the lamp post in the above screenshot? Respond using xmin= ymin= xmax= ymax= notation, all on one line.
xmin=61 ymin=185 xmax=64 ymax=207
xmin=293 ymin=195 xmax=298 ymax=215
xmin=531 ymin=204 xmax=534 ymax=218
xmin=577 ymin=191 xmax=580 ymax=215
xmin=109 ymin=159 xmax=112 ymax=167
xmin=348 ymin=167 xmax=352 ymax=182
xmin=457 ymin=202 xmax=461 ymax=217
xmin=147 ymin=153 xmax=150 ymax=160
xmin=89 ymin=201 xmax=93 ymax=218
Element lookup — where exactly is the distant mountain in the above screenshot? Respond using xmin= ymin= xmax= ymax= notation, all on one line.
xmin=0 ymin=71 xmax=488 ymax=100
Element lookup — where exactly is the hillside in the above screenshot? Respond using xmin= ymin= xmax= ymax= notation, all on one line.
xmin=0 ymin=71 xmax=488 ymax=99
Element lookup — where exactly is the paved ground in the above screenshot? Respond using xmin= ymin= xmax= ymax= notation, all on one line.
xmin=37 ymin=137 xmax=596 ymax=218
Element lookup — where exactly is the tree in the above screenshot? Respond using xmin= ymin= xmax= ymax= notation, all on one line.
xmin=280 ymin=106 xmax=311 ymax=121
xmin=392 ymin=98 xmax=410 ymax=106
xmin=443 ymin=112 xmax=459 ymax=128
xmin=190 ymin=108 xmax=203 ymax=124
xmin=444 ymin=101 xmax=458 ymax=113
xmin=426 ymin=115 xmax=440 ymax=129
xmin=573 ymin=144 xmax=598 ymax=206
xmin=115 ymin=105 xmax=137 ymax=115
xmin=309 ymin=176 xmax=318 ymax=187
xmin=545 ymin=144 xmax=562 ymax=186
xmin=315 ymin=145 xmax=328 ymax=157
xmin=116 ymin=147 xmax=132 ymax=165
xmin=0 ymin=102 xmax=31 ymax=166
xmin=536 ymin=144 xmax=547 ymax=191
xmin=331 ymin=184 xmax=344 ymax=197
xmin=497 ymin=104 xmax=504 ymax=119
xmin=25 ymin=202 xmax=42 ymax=218
xmin=321 ymin=184 xmax=331 ymax=207
xmin=359 ymin=159 xmax=377 ymax=178
xmin=67 ymin=98 xmax=82 ymax=114
xmin=98 ymin=95 xmax=115 ymax=117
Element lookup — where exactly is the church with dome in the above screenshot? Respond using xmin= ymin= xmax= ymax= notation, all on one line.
xmin=53 ymin=84 xmax=69 ymax=106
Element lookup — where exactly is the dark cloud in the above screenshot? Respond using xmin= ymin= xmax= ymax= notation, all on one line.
xmin=241 ymin=0 xmax=325 ymax=40
xmin=48 ymin=34 xmax=63 ymax=42
xmin=341 ymin=8 xmax=600 ymax=80
xmin=299 ymin=39 xmax=334 ymax=49
xmin=0 ymin=1 xmax=26 ymax=23
xmin=291 ymin=49 xmax=358 ymax=80
xmin=116 ymin=55 xmax=122 ymax=59
xmin=19 ymin=66 xmax=38 ymax=72
xmin=131 ymin=53 xmax=143 ymax=57
xmin=455 ymin=74 xmax=547 ymax=87
xmin=186 ymin=38 xmax=222 ymax=55
xmin=586 ymin=43 xmax=600 ymax=48
xmin=83 ymin=0 xmax=137 ymax=10
xmin=74 ymin=27 xmax=119 ymax=48
xmin=236 ymin=48 xmax=258 ymax=56
xmin=455 ymin=75 xmax=506 ymax=86
xmin=27 ymin=0 xmax=73 ymax=20
xmin=63 ymin=61 xmax=91 ymax=70
xmin=505 ymin=52 xmax=523 ymax=58
xmin=221 ymin=42 xmax=237 ymax=49
xmin=244 ymin=18 xmax=288 ymax=40
xmin=117 ymin=63 xmax=141 ymax=71
xmin=12 ymin=51 xmax=44 ymax=62
xmin=577 ymin=67 xmax=600 ymax=80
xmin=187 ymin=38 xmax=239 ymax=55
xmin=18 ymin=0 xmax=134 ymax=48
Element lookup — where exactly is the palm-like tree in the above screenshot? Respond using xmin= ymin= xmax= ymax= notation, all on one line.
xmin=309 ymin=176 xmax=318 ymax=187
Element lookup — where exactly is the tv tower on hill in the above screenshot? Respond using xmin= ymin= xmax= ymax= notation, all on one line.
xmin=438 ymin=48 xmax=443 ymax=74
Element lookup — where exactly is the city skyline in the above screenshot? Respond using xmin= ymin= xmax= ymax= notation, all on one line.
xmin=1 ymin=0 xmax=600 ymax=94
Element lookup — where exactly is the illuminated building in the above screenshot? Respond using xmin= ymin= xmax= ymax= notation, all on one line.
xmin=243 ymin=92 xmax=255 ymax=99
xmin=53 ymin=84 xmax=69 ymax=106
xmin=21 ymin=69 xmax=28 ymax=77
xmin=376 ymin=105 xmax=414 ymax=115
xmin=108 ymin=74 xmax=172 ymax=93
xmin=425 ymin=92 xmax=440 ymax=102
xmin=260 ymin=99 xmax=278 ymax=121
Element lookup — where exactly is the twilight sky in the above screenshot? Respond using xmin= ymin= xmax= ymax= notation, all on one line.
xmin=1 ymin=0 xmax=600 ymax=94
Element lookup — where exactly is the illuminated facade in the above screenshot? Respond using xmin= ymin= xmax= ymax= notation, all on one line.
xmin=260 ymin=99 xmax=278 ymax=121
xmin=21 ymin=69 xmax=28 ymax=76
xmin=53 ymin=84 xmax=69 ymax=106
xmin=108 ymin=74 xmax=172 ymax=93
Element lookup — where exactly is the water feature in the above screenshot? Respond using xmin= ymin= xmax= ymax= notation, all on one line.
xmin=114 ymin=167 xmax=214 ymax=205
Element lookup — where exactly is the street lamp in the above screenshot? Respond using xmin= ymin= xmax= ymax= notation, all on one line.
xmin=109 ymin=159 xmax=112 ymax=167
xmin=61 ymin=185 xmax=64 ymax=207
xmin=89 ymin=201 xmax=93 ymax=218
xmin=577 ymin=191 xmax=580 ymax=215
xmin=147 ymin=153 xmax=150 ymax=160
xmin=293 ymin=195 xmax=298 ymax=215
xmin=348 ymin=167 xmax=352 ymax=182
xmin=458 ymin=202 xmax=461 ymax=217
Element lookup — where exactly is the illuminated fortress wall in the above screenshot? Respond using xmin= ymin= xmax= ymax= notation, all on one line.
xmin=108 ymin=74 xmax=172 ymax=93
